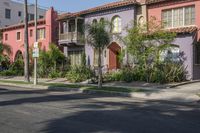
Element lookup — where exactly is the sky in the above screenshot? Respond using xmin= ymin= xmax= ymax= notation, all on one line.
xmin=13 ymin=0 xmax=118 ymax=13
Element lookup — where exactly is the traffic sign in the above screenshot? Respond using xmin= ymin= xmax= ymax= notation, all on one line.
xmin=32 ymin=48 xmax=39 ymax=58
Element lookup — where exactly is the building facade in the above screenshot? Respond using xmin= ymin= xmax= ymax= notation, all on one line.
xmin=0 ymin=0 xmax=46 ymax=27
xmin=1 ymin=7 xmax=58 ymax=62
xmin=58 ymin=0 xmax=147 ymax=71
xmin=146 ymin=0 xmax=200 ymax=79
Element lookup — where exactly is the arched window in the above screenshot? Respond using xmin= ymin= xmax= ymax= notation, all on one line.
xmin=112 ymin=16 xmax=122 ymax=33
xmin=92 ymin=19 xmax=97 ymax=25
xmin=160 ymin=45 xmax=180 ymax=62
xmin=100 ymin=18 xmax=105 ymax=23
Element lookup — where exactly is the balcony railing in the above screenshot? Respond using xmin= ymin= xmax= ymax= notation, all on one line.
xmin=59 ymin=32 xmax=84 ymax=44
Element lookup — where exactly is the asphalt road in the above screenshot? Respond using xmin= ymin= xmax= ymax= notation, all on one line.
xmin=0 ymin=85 xmax=200 ymax=133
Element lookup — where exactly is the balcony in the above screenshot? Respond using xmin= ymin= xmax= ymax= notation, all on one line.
xmin=59 ymin=32 xmax=84 ymax=44
xmin=58 ymin=18 xmax=85 ymax=46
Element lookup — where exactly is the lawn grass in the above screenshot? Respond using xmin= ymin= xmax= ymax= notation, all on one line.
xmin=0 ymin=80 xmax=33 ymax=85
xmin=0 ymin=80 xmax=147 ymax=93
xmin=0 ymin=80 xmax=82 ymax=89
xmin=82 ymin=86 xmax=147 ymax=93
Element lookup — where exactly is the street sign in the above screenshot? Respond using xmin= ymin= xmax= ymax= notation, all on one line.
xmin=34 ymin=42 xmax=39 ymax=48
xmin=32 ymin=48 xmax=39 ymax=58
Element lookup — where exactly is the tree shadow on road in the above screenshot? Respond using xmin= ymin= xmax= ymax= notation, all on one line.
xmin=40 ymin=100 xmax=200 ymax=133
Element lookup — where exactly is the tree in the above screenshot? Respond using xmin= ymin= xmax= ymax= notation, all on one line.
xmin=86 ymin=21 xmax=111 ymax=88
xmin=24 ymin=0 xmax=30 ymax=82
xmin=125 ymin=18 xmax=177 ymax=82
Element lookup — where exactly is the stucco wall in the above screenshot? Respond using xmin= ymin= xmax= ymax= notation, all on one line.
xmin=0 ymin=0 xmax=46 ymax=27
xmin=173 ymin=34 xmax=194 ymax=80
xmin=147 ymin=0 xmax=200 ymax=40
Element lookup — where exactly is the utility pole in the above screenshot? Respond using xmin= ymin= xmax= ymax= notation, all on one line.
xmin=24 ymin=0 xmax=30 ymax=82
xmin=34 ymin=0 xmax=38 ymax=85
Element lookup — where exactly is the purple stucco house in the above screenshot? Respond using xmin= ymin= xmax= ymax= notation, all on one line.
xmin=57 ymin=0 xmax=200 ymax=80
xmin=57 ymin=0 xmax=147 ymax=71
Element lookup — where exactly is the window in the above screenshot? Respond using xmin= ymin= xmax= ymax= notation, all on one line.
xmin=5 ymin=34 xmax=8 ymax=41
xmin=68 ymin=51 xmax=83 ymax=65
xmin=28 ymin=13 xmax=34 ymax=21
xmin=39 ymin=15 xmax=44 ymax=19
xmin=100 ymin=18 xmax=105 ymax=23
xmin=16 ymin=32 xmax=21 ymax=41
xmin=162 ymin=6 xmax=195 ymax=28
xmin=30 ymin=29 xmax=33 ymax=37
xmin=185 ymin=6 xmax=195 ymax=25
xmin=162 ymin=10 xmax=172 ymax=28
xmin=195 ymin=43 xmax=200 ymax=64
xmin=92 ymin=19 xmax=97 ymax=25
xmin=160 ymin=46 xmax=180 ymax=62
xmin=37 ymin=28 xmax=45 ymax=39
xmin=5 ymin=9 xmax=11 ymax=19
xmin=18 ymin=11 xmax=22 ymax=17
xmin=112 ymin=16 xmax=122 ymax=33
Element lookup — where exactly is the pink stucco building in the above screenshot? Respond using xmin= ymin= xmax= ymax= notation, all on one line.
xmin=1 ymin=7 xmax=58 ymax=62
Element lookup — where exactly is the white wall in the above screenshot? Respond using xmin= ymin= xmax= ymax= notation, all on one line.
xmin=0 ymin=0 xmax=46 ymax=27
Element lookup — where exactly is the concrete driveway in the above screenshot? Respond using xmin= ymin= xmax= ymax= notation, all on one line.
xmin=0 ymin=85 xmax=200 ymax=133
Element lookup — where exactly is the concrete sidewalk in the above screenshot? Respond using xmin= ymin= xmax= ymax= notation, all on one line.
xmin=0 ymin=76 xmax=200 ymax=103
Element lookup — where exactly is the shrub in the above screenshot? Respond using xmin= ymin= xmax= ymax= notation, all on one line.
xmin=104 ymin=67 xmax=135 ymax=83
xmin=38 ymin=43 xmax=68 ymax=78
xmin=0 ymin=70 xmax=17 ymax=76
xmin=66 ymin=66 xmax=94 ymax=83
xmin=48 ymin=70 xmax=63 ymax=79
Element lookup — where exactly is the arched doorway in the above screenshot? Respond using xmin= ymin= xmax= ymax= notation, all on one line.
xmin=14 ymin=50 xmax=23 ymax=61
xmin=108 ymin=42 xmax=121 ymax=70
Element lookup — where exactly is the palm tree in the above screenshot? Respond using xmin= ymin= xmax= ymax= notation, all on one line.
xmin=24 ymin=0 xmax=30 ymax=82
xmin=86 ymin=21 xmax=111 ymax=88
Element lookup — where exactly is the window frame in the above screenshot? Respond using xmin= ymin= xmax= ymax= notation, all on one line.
xmin=111 ymin=16 xmax=122 ymax=34
xmin=37 ymin=28 xmax=46 ymax=40
xmin=16 ymin=31 xmax=21 ymax=41
xmin=30 ymin=29 xmax=33 ymax=37
xmin=162 ymin=5 xmax=195 ymax=28
xmin=5 ymin=8 xmax=11 ymax=19
xmin=18 ymin=11 xmax=22 ymax=17
xmin=5 ymin=34 xmax=8 ymax=41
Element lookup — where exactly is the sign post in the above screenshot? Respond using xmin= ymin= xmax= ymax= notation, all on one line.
xmin=33 ymin=0 xmax=38 ymax=85
xmin=33 ymin=42 xmax=39 ymax=85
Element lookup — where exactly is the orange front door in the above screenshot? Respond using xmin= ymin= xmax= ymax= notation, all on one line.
xmin=108 ymin=42 xmax=121 ymax=70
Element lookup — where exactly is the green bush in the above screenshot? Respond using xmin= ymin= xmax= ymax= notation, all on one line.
xmin=104 ymin=62 xmax=187 ymax=84
xmin=66 ymin=66 xmax=94 ymax=83
xmin=0 ymin=70 xmax=17 ymax=76
xmin=48 ymin=70 xmax=63 ymax=79
xmin=104 ymin=67 xmax=135 ymax=83
xmin=0 ymin=57 xmax=24 ymax=76
xmin=9 ymin=58 xmax=24 ymax=76
xmin=38 ymin=43 xmax=68 ymax=78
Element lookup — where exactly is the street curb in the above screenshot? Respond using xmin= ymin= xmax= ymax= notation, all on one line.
xmin=168 ymin=80 xmax=200 ymax=88
xmin=0 ymin=82 xmax=135 ymax=97
xmin=82 ymin=89 xmax=132 ymax=97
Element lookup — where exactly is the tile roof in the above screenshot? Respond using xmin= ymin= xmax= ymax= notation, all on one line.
xmin=57 ymin=0 xmax=138 ymax=20
xmin=146 ymin=0 xmax=168 ymax=4
xmin=1 ymin=19 xmax=46 ymax=32
xmin=146 ymin=0 xmax=196 ymax=4
xmin=167 ymin=26 xmax=198 ymax=34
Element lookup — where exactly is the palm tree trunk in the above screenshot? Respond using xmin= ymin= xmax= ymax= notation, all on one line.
xmin=98 ymin=47 xmax=102 ymax=88
xmin=24 ymin=0 xmax=30 ymax=82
